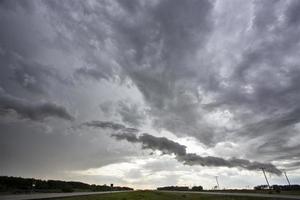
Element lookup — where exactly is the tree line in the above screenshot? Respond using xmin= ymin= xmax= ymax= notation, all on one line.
xmin=0 ymin=176 xmax=133 ymax=193
xmin=157 ymin=186 xmax=203 ymax=191
xmin=254 ymin=184 xmax=300 ymax=192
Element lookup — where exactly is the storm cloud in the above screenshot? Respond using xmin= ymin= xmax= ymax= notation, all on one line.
xmin=0 ymin=89 xmax=73 ymax=121
xmin=111 ymin=131 xmax=281 ymax=175
xmin=1 ymin=0 xmax=300 ymax=188
xmin=84 ymin=120 xmax=282 ymax=174
xmin=82 ymin=120 xmax=126 ymax=130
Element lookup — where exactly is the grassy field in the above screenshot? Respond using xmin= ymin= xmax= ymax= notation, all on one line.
xmin=205 ymin=189 xmax=300 ymax=196
xmin=49 ymin=191 xmax=282 ymax=200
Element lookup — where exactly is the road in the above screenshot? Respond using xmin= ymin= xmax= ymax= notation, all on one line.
xmin=161 ymin=190 xmax=300 ymax=199
xmin=0 ymin=191 xmax=129 ymax=200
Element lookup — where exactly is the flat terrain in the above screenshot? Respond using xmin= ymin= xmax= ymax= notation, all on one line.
xmin=48 ymin=191 xmax=300 ymax=200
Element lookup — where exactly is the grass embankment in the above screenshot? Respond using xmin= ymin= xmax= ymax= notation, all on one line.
xmin=208 ymin=189 xmax=300 ymax=196
xmin=50 ymin=190 xmax=279 ymax=200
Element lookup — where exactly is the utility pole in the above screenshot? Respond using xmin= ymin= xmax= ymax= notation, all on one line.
xmin=284 ymin=171 xmax=291 ymax=186
xmin=261 ymin=168 xmax=270 ymax=189
xmin=215 ymin=176 xmax=220 ymax=190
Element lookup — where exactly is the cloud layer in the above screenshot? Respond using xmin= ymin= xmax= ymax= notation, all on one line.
xmin=82 ymin=120 xmax=282 ymax=175
xmin=0 ymin=88 xmax=73 ymax=121
xmin=106 ymin=123 xmax=281 ymax=175
xmin=1 ymin=0 xmax=300 ymax=188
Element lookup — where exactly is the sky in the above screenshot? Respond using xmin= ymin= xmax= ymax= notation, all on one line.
xmin=0 ymin=0 xmax=300 ymax=190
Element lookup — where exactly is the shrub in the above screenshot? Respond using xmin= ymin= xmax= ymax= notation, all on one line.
xmin=191 ymin=186 xmax=203 ymax=191
xmin=61 ymin=187 xmax=74 ymax=193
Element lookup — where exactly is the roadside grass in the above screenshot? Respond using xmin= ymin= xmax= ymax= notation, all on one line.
xmin=206 ymin=189 xmax=300 ymax=196
xmin=50 ymin=191 xmax=279 ymax=200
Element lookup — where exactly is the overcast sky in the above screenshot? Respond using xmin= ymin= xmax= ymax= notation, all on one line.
xmin=1 ymin=0 xmax=300 ymax=189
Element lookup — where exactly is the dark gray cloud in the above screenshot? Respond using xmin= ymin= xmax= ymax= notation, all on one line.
xmin=112 ymin=132 xmax=187 ymax=157
xmin=82 ymin=120 xmax=126 ymax=130
xmin=111 ymin=130 xmax=281 ymax=175
xmin=109 ymin=0 xmax=216 ymax=145
xmin=240 ymin=107 xmax=300 ymax=137
xmin=88 ymin=120 xmax=282 ymax=174
xmin=138 ymin=134 xmax=187 ymax=157
xmin=285 ymin=0 xmax=300 ymax=25
xmin=177 ymin=154 xmax=281 ymax=175
xmin=83 ymin=121 xmax=230 ymax=171
xmin=0 ymin=89 xmax=73 ymax=121
xmin=112 ymin=132 xmax=139 ymax=143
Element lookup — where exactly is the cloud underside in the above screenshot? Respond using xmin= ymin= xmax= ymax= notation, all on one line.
xmin=0 ymin=89 xmax=73 ymax=121
xmin=84 ymin=120 xmax=282 ymax=175
xmin=64 ymin=0 xmax=300 ymax=162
